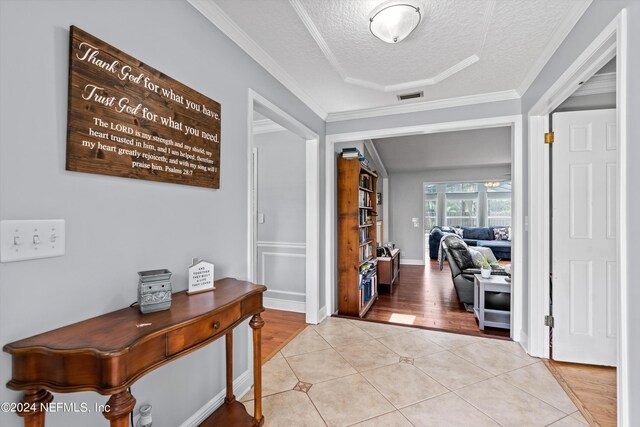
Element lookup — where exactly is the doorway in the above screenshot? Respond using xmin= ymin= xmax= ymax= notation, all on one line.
xmin=527 ymin=10 xmax=627 ymax=424
xmin=248 ymin=90 xmax=320 ymax=324
xmin=325 ymin=115 xmax=524 ymax=342
xmin=252 ymin=113 xmax=307 ymax=313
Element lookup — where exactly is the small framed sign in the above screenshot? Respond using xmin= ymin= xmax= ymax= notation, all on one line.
xmin=187 ymin=258 xmax=215 ymax=295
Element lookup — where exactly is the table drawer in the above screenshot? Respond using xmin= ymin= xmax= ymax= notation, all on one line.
xmin=166 ymin=303 xmax=240 ymax=356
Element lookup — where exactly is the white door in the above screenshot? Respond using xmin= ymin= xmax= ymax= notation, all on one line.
xmin=552 ymin=109 xmax=617 ymax=366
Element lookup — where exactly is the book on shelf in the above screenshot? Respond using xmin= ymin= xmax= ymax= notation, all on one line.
xmin=359 ymin=209 xmax=372 ymax=225
xmin=359 ymin=173 xmax=372 ymax=190
xmin=342 ymin=147 xmax=359 ymax=153
xmin=341 ymin=148 xmax=374 ymax=173
xmin=359 ymin=271 xmax=377 ymax=305
xmin=358 ymin=190 xmax=372 ymax=208
xmin=358 ymin=243 xmax=375 ymax=263
xmin=341 ymin=147 xmax=362 ymax=159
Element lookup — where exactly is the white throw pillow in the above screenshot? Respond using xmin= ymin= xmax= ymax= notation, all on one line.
xmin=474 ymin=246 xmax=498 ymax=263
xmin=468 ymin=247 xmax=484 ymax=267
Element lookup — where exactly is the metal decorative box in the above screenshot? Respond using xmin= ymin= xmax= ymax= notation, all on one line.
xmin=137 ymin=269 xmax=172 ymax=314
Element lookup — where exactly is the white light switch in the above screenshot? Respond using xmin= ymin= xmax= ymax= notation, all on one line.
xmin=257 ymin=213 xmax=265 ymax=224
xmin=412 ymin=217 xmax=420 ymax=228
xmin=1 ymin=220 xmax=65 ymax=262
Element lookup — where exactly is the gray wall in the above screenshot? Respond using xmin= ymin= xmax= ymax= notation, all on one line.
xmin=554 ymin=92 xmax=616 ymax=112
xmin=255 ymin=130 xmax=306 ymax=243
xmin=254 ymin=129 xmax=306 ymax=302
xmin=521 ymin=0 xmax=640 ymax=422
xmin=0 ymin=1 xmax=324 ymax=426
xmin=389 ymin=165 xmax=511 ymax=261
xmin=372 ymin=127 xmax=512 ymax=173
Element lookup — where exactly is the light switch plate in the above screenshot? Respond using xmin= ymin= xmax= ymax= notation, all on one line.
xmin=1 ymin=220 xmax=65 ymax=262
xmin=257 ymin=213 xmax=265 ymax=224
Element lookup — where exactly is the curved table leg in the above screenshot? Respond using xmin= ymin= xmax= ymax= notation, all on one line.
xmin=103 ymin=390 xmax=136 ymax=427
xmin=250 ymin=313 xmax=265 ymax=426
xmin=17 ymin=389 xmax=53 ymax=427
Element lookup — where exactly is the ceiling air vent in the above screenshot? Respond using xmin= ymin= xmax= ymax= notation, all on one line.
xmin=397 ymin=91 xmax=423 ymax=101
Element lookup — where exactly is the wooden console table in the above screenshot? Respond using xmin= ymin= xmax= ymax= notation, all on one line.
xmin=3 ymin=277 xmax=266 ymax=427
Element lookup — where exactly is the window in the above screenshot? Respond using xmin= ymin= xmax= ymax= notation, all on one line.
xmin=487 ymin=196 xmax=511 ymax=227
xmin=425 ymin=184 xmax=437 ymax=194
xmin=423 ymin=181 xmax=511 ymax=229
xmin=444 ymin=183 xmax=479 ymax=227
xmin=424 ymin=184 xmax=438 ymax=233
xmin=445 ymin=183 xmax=478 ymax=193
xmin=445 ymin=197 xmax=478 ymax=227
xmin=424 ymin=198 xmax=438 ymax=231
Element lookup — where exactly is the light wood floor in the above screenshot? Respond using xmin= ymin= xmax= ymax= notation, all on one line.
xmin=361 ymin=260 xmax=509 ymax=338
xmin=260 ymin=308 xmax=306 ymax=364
xmin=546 ymin=360 xmax=617 ymax=426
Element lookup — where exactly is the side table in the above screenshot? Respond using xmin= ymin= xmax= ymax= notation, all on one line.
xmin=473 ymin=274 xmax=511 ymax=330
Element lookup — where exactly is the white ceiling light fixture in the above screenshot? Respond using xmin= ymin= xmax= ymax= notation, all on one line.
xmin=369 ymin=1 xmax=422 ymax=44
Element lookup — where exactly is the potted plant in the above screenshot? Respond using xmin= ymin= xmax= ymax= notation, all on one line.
xmin=479 ymin=255 xmax=492 ymax=278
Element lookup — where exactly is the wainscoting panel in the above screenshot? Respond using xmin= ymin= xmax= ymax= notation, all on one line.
xmin=257 ymin=242 xmax=306 ymax=312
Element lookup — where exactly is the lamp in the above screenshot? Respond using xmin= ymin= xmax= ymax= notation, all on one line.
xmin=484 ymin=181 xmax=500 ymax=188
xmin=369 ymin=1 xmax=422 ymax=44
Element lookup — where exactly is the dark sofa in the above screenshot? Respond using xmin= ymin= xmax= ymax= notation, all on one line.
xmin=429 ymin=226 xmax=511 ymax=260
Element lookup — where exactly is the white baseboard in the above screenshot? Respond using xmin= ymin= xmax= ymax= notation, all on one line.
xmin=317 ymin=305 xmax=327 ymax=324
xmin=263 ymin=296 xmax=306 ymax=313
xmin=519 ymin=329 xmax=530 ymax=355
xmin=180 ymin=369 xmax=252 ymax=427
xmin=400 ymin=258 xmax=425 ymax=266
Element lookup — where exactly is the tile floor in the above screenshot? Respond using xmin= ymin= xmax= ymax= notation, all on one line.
xmin=241 ymin=317 xmax=588 ymax=427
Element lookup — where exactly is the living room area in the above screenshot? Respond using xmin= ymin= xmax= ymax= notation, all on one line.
xmin=353 ymin=126 xmax=514 ymax=338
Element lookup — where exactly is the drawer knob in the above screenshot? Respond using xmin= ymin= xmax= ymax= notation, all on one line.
xmin=213 ymin=321 xmax=220 ymax=330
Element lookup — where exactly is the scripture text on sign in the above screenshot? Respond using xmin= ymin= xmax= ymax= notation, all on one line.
xmin=66 ymin=26 xmax=221 ymax=188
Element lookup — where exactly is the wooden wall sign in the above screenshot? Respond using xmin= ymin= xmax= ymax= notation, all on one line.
xmin=66 ymin=26 xmax=221 ymax=188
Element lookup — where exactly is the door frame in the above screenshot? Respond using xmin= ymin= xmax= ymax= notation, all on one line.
xmin=527 ymin=9 xmax=627 ymax=425
xmin=325 ymin=115 xmax=523 ymax=342
xmin=247 ymin=89 xmax=320 ymax=324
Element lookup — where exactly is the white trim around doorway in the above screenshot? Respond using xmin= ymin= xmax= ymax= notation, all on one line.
xmin=325 ymin=115 xmax=523 ymax=344
xmin=527 ymin=9 xmax=627 ymax=426
xmin=247 ymin=89 xmax=320 ymax=325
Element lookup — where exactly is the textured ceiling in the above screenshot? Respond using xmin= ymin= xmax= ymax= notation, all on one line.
xmin=206 ymin=0 xmax=590 ymax=115
xmin=372 ymin=127 xmax=512 ymax=173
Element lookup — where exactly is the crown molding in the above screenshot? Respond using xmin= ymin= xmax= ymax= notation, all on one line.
xmin=343 ymin=55 xmax=479 ymax=92
xmin=289 ymin=0 xmax=348 ymax=81
xmin=571 ymin=72 xmax=616 ymax=97
xmin=479 ymin=0 xmax=497 ymax=55
xmin=325 ymin=89 xmax=520 ymax=123
xmin=252 ymin=118 xmax=286 ymax=134
xmin=187 ymin=0 xmax=328 ymax=120
xmin=517 ymin=0 xmax=593 ymax=96
xmin=290 ymin=0 xmax=485 ymax=93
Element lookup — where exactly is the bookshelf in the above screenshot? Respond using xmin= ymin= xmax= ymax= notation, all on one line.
xmin=338 ymin=156 xmax=378 ymax=317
